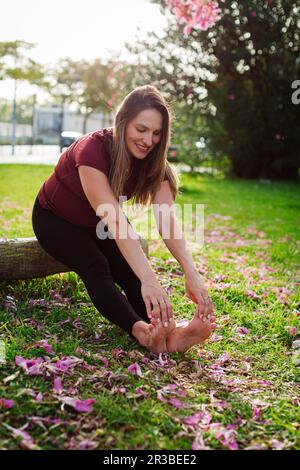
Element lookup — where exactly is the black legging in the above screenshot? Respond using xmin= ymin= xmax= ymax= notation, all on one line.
xmin=31 ymin=196 xmax=149 ymax=335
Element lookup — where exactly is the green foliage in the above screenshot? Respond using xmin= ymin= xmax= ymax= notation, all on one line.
xmin=0 ymin=40 xmax=45 ymax=85
xmin=0 ymin=99 xmax=11 ymax=122
xmin=203 ymin=0 xmax=300 ymax=180
xmin=48 ymin=57 xmax=134 ymax=133
xmin=172 ymin=101 xmax=208 ymax=170
xmin=128 ymin=0 xmax=300 ymax=180
xmin=0 ymin=96 xmax=37 ymax=125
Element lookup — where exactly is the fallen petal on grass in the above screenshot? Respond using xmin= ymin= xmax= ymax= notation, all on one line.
xmin=0 ymin=398 xmax=15 ymax=409
xmin=60 ymin=397 xmax=96 ymax=413
xmin=15 ymin=356 xmax=45 ymax=375
xmin=128 ymin=363 xmax=142 ymax=377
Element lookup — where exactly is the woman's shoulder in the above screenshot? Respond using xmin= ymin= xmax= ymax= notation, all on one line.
xmin=72 ymin=127 xmax=112 ymax=153
xmin=69 ymin=127 xmax=113 ymax=172
xmin=89 ymin=127 xmax=113 ymax=142
xmin=85 ymin=127 xmax=113 ymax=153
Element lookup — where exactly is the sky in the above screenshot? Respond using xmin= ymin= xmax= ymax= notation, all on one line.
xmin=0 ymin=0 xmax=168 ymax=100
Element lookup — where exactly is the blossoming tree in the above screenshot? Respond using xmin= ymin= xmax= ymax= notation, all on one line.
xmin=165 ymin=0 xmax=223 ymax=34
xmin=130 ymin=0 xmax=299 ymax=179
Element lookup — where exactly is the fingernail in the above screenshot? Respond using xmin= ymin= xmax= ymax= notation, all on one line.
xmin=164 ymin=322 xmax=168 ymax=327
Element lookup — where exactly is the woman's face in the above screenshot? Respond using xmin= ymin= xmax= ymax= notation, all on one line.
xmin=125 ymin=108 xmax=163 ymax=160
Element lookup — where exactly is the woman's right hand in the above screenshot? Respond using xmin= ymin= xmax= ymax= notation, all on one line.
xmin=141 ymin=274 xmax=173 ymax=327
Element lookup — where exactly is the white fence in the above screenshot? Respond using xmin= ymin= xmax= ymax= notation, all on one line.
xmin=0 ymin=122 xmax=32 ymax=143
xmin=0 ymin=145 xmax=60 ymax=157
xmin=0 ymin=108 xmax=114 ymax=145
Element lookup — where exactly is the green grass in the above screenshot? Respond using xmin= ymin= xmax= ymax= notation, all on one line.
xmin=0 ymin=164 xmax=300 ymax=450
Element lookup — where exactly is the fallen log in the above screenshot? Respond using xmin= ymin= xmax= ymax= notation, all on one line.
xmin=0 ymin=236 xmax=149 ymax=281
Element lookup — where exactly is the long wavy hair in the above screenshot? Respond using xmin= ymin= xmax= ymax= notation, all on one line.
xmin=109 ymin=85 xmax=180 ymax=206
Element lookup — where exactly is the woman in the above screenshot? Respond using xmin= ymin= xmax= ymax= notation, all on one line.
xmin=32 ymin=85 xmax=216 ymax=354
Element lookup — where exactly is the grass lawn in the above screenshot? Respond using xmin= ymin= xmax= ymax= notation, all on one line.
xmin=0 ymin=163 xmax=300 ymax=450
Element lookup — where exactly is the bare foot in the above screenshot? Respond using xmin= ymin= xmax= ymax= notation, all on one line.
xmin=166 ymin=314 xmax=216 ymax=353
xmin=131 ymin=320 xmax=176 ymax=354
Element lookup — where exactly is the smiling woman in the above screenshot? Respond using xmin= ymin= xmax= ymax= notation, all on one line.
xmin=110 ymin=86 xmax=178 ymax=206
xmin=31 ymin=84 xmax=216 ymax=355
xmin=125 ymin=109 xmax=162 ymax=159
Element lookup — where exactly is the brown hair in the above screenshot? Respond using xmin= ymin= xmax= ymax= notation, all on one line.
xmin=109 ymin=85 xmax=180 ymax=206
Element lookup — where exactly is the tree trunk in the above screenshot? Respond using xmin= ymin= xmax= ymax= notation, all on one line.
xmin=0 ymin=236 xmax=149 ymax=281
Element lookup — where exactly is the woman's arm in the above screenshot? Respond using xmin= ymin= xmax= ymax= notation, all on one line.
xmin=153 ymin=181 xmax=214 ymax=318
xmin=78 ymin=166 xmax=173 ymax=323
xmin=152 ymin=181 xmax=197 ymax=275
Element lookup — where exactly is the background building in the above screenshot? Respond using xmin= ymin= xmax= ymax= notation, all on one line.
xmin=0 ymin=106 xmax=113 ymax=145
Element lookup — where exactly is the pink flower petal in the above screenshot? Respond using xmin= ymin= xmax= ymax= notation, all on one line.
xmin=4 ymin=424 xmax=38 ymax=450
xmin=270 ymin=439 xmax=284 ymax=450
xmin=111 ymin=348 xmax=126 ymax=358
xmin=0 ymin=398 xmax=15 ymax=409
xmin=192 ymin=432 xmax=211 ymax=450
xmin=135 ymin=387 xmax=149 ymax=398
xmin=15 ymin=356 xmax=45 ymax=375
xmin=60 ymin=396 xmax=96 ymax=413
xmin=78 ymin=439 xmax=98 ymax=450
xmin=34 ymin=340 xmax=55 ymax=355
xmin=73 ymin=398 xmax=95 ymax=413
xmin=45 ymin=356 xmax=83 ymax=374
xmin=286 ymin=326 xmax=297 ymax=336
xmin=252 ymin=406 xmax=262 ymax=420
xmin=236 ymin=326 xmax=249 ymax=335
xmin=213 ymin=425 xmax=239 ymax=450
xmin=168 ymin=397 xmax=186 ymax=409
xmin=53 ymin=377 xmax=63 ymax=393
xmin=35 ymin=392 xmax=43 ymax=402
xmin=128 ymin=363 xmax=142 ymax=377
xmin=216 ymin=352 xmax=231 ymax=364
xmin=185 ymin=411 xmax=212 ymax=427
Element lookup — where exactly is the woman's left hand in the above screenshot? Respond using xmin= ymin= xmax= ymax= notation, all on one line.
xmin=185 ymin=269 xmax=214 ymax=320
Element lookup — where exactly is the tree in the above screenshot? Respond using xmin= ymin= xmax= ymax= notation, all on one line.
xmin=126 ymin=0 xmax=300 ymax=180
xmin=165 ymin=0 xmax=222 ymax=34
xmin=0 ymin=99 xmax=11 ymax=122
xmin=0 ymin=40 xmax=45 ymax=87
xmin=0 ymin=41 xmax=46 ymax=153
xmin=171 ymin=101 xmax=208 ymax=171
xmin=50 ymin=56 xmax=131 ymax=134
